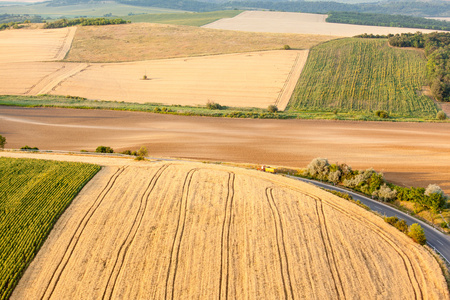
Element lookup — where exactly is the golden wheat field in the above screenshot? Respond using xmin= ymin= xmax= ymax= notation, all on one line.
xmin=10 ymin=157 xmax=448 ymax=299
xmin=0 ymin=24 xmax=314 ymax=109
xmin=48 ymin=50 xmax=307 ymax=109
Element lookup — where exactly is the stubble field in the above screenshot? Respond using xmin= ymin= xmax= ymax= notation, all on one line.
xmin=9 ymin=159 xmax=448 ymax=299
xmin=0 ymin=23 xmax=323 ymax=109
xmin=203 ymin=11 xmax=445 ymax=37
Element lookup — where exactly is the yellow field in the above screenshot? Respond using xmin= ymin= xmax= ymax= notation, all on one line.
xmin=204 ymin=11 xmax=445 ymax=37
xmin=0 ymin=27 xmax=76 ymax=63
xmin=0 ymin=24 xmax=316 ymax=109
xmin=10 ymin=158 xmax=449 ymax=299
xmin=46 ymin=50 xmax=307 ymax=109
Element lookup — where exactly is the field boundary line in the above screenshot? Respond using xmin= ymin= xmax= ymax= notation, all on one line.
xmin=276 ymin=50 xmax=309 ymax=111
xmin=265 ymin=187 xmax=295 ymax=300
xmin=219 ymin=172 xmax=235 ymax=300
xmin=164 ymin=168 xmax=197 ymax=300
xmin=40 ymin=166 xmax=127 ymax=300
xmin=103 ymin=165 xmax=169 ymax=299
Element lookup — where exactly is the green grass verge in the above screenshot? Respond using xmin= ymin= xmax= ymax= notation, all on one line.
xmin=123 ymin=10 xmax=243 ymax=26
xmin=0 ymin=95 xmax=447 ymax=122
xmin=0 ymin=158 xmax=101 ymax=300
xmin=287 ymin=38 xmax=440 ymax=119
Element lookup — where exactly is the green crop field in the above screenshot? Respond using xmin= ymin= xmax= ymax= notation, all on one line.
xmin=0 ymin=157 xmax=100 ymax=300
xmin=123 ymin=10 xmax=242 ymax=26
xmin=288 ymin=38 xmax=440 ymax=119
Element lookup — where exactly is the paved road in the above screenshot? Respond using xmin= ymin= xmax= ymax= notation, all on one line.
xmin=289 ymin=176 xmax=450 ymax=265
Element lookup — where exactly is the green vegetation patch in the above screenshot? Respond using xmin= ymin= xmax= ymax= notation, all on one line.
xmin=288 ymin=38 xmax=439 ymax=119
xmin=327 ymin=11 xmax=450 ymax=31
xmin=124 ymin=10 xmax=242 ymax=27
xmin=0 ymin=158 xmax=100 ymax=299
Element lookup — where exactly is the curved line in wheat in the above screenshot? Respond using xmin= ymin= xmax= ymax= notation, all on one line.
xmin=102 ymin=165 xmax=169 ymax=300
xmin=164 ymin=169 xmax=197 ymax=300
xmin=40 ymin=166 xmax=127 ymax=300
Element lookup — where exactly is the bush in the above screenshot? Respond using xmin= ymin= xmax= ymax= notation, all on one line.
xmin=135 ymin=155 xmax=145 ymax=161
xmin=136 ymin=146 xmax=148 ymax=158
xmin=268 ymin=105 xmax=278 ymax=113
xmin=0 ymin=135 xmax=5 ymax=149
xmin=408 ymin=223 xmax=427 ymax=245
xmin=20 ymin=145 xmax=38 ymax=151
xmin=437 ymin=111 xmax=447 ymax=120
xmin=440 ymin=222 xmax=448 ymax=229
xmin=307 ymin=158 xmax=330 ymax=181
xmin=206 ymin=101 xmax=222 ymax=110
xmin=394 ymin=219 xmax=409 ymax=233
xmin=153 ymin=107 xmax=161 ymax=113
xmin=121 ymin=150 xmax=132 ymax=155
xmin=375 ymin=110 xmax=389 ymax=118
xmin=95 ymin=146 xmax=114 ymax=153
xmin=283 ymin=44 xmax=291 ymax=50
xmin=372 ymin=184 xmax=397 ymax=202
xmin=384 ymin=216 xmax=399 ymax=226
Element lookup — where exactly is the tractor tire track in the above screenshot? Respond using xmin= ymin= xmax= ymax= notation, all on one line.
xmin=102 ymin=165 xmax=169 ymax=300
xmin=313 ymin=193 xmax=423 ymax=299
xmin=40 ymin=166 xmax=127 ymax=300
xmin=265 ymin=187 xmax=295 ymax=300
xmin=314 ymin=198 xmax=346 ymax=300
xmin=219 ymin=172 xmax=235 ymax=300
xmin=164 ymin=169 xmax=197 ymax=300
xmin=280 ymin=182 xmax=423 ymax=300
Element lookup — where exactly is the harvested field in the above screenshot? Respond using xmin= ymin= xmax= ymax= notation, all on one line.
xmin=64 ymin=22 xmax=334 ymax=63
xmin=10 ymin=159 xmax=449 ymax=299
xmin=48 ymin=50 xmax=307 ymax=109
xmin=0 ymin=27 xmax=76 ymax=63
xmin=1 ymin=107 xmax=450 ymax=193
xmin=203 ymin=11 xmax=445 ymax=37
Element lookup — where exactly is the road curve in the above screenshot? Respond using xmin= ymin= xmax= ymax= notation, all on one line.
xmin=289 ymin=176 xmax=450 ymax=265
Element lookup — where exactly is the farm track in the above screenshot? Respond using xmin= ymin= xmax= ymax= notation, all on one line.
xmin=26 ymin=63 xmax=88 ymax=95
xmin=40 ymin=166 xmax=127 ymax=300
xmin=265 ymin=188 xmax=295 ymax=300
xmin=53 ymin=27 xmax=77 ymax=61
xmin=164 ymin=169 xmax=197 ymax=300
xmin=219 ymin=172 xmax=235 ymax=300
xmin=102 ymin=164 xmax=169 ymax=299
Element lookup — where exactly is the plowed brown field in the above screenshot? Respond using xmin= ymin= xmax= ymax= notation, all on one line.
xmin=10 ymin=159 xmax=449 ymax=299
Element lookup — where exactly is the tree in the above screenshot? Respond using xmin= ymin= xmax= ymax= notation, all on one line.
xmin=408 ymin=223 xmax=427 ymax=245
xmin=137 ymin=146 xmax=148 ymax=158
xmin=95 ymin=146 xmax=114 ymax=153
xmin=307 ymin=158 xmax=330 ymax=181
xmin=0 ymin=135 xmax=5 ymax=149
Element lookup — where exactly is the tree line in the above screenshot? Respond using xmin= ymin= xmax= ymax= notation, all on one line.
xmin=43 ymin=17 xmax=129 ymax=29
xmin=327 ymin=11 xmax=450 ymax=31
xmin=389 ymin=32 xmax=450 ymax=102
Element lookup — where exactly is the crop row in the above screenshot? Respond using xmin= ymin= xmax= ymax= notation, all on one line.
xmin=0 ymin=158 xmax=100 ymax=300
xmin=287 ymin=38 xmax=439 ymax=118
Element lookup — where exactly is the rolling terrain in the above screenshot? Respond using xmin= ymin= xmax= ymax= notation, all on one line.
xmin=6 ymin=158 xmax=448 ymax=299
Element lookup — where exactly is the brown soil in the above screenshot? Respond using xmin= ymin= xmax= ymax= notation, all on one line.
xmin=1 ymin=106 xmax=450 ymax=193
xmin=9 ymin=159 xmax=449 ymax=299
xmin=65 ymin=22 xmax=334 ymax=63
